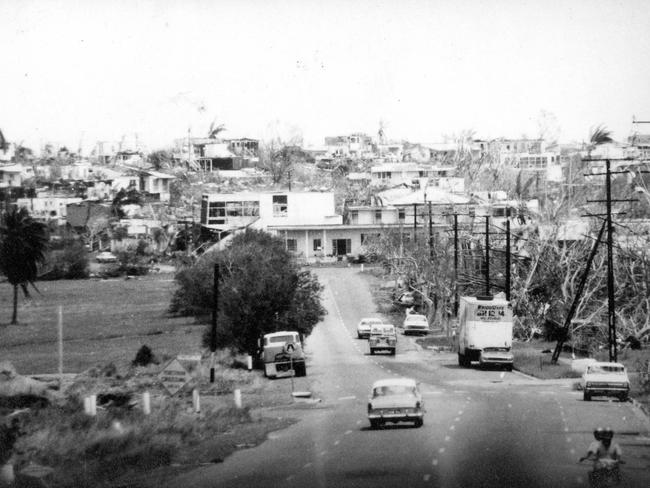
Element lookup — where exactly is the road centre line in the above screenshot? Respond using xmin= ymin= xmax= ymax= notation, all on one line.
xmin=303 ymin=462 xmax=312 ymax=469
xmin=286 ymin=475 xmax=295 ymax=481
xmin=438 ymin=447 xmax=445 ymax=454
xmin=445 ymin=436 xmax=451 ymax=442
xmin=432 ymin=459 xmax=439 ymax=466
xmin=423 ymin=474 xmax=431 ymax=481
xmin=338 ymin=395 xmax=356 ymax=401
xmin=345 ymin=430 xmax=353 ymax=435
xmin=334 ymin=440 xmax=340 ymax=445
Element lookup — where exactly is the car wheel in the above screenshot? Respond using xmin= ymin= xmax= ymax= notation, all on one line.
xmin=505 ymin=365 xmax=513 ymax=372
xmin=370 ymin=419 xmax=380 ymax=429
xmin=583 ymin=391 xmax=591 ymax=401
xmin=619 ymin=394 xmax=628 ymax=402
xmin=370 ymin=349 xmax=375 ymax=355
xmin=458 ymin=353 xmax=466 ymax=367
xmin=294 ymin=362 xmax=307 ymax=377
xmin=414 ymin=418 xmax=423 ymax=428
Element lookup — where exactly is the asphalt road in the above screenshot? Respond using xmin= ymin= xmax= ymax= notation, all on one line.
xmin=167 ymin=267 xmax=650 ymax=488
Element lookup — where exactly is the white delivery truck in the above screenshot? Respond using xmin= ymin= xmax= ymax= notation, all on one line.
xmin=456 ymin=296 xmax=514 ymax=370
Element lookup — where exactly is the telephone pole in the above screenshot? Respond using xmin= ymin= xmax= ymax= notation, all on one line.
xmin=210 ymin=263 xmax=219 ymax=383
xmin=484 ymin=215 xmax=490 ymax=296
xmin=583 ymin=157 xmax=636 ymax=363
xmin=428 ymin=202 xmax=433 ymax=261
xmin=413 ymin=203 xmax=418 ymax=244
xmin=505 ymin=208 xmax=511 ymax=301
xmin=453 ymin=213 xmax=459 ymax=315
xmin=605 ymin=159 xmax=616 ymax=362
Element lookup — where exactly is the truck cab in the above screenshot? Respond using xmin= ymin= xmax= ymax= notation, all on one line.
xmin=259 ymin=331 xmax=307 ymax=378
xmin=456 ymin=296 xmax=513 ymax=370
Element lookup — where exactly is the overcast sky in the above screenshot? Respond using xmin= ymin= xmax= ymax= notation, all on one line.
xmin=1 ymin=0 xmax=650 ymax=152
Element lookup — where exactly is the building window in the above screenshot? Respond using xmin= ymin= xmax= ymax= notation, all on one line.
xmin=350 ymin=210 xmax=358 ymax=224
xmin=313 ymin=238 xmax=322 ymax=251
xmin=286 ymin=238 xmax=297 ymax=252
xmin=209 ymin=201 xmax=226 ymax=218
xmin=273 ymin=195 xmax=288 ymax=217
xmin=332 ymin=239 xmax=352 ymax=255
xmin=398 ymin=209 xmax=405 ymax=221
xmin=375 ymin=210 xmax=382 ymax=223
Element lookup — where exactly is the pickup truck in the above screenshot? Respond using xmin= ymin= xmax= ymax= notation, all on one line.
xmin=259 ymin=331 xmax=306 ymax=378
xmin=369 ymin=324 xmax=397 ymax=356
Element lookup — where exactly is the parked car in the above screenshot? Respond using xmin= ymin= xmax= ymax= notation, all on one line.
xmin=369 ymin=324 xmax=397 ymax=355
xmin=367 ymin=377 xmax=424 ymax=428
xmin=357 ymin=317 xmax=383 ymax=339
xmin=581 ymin=362 xmax=630 ymax=402
xmin=394 ymin=291 xmax=415 ymax=306
xmin=403 ymin=313 xmax=429 ymax=336
xmin=96 ymin=251 xmax=118 ymax=263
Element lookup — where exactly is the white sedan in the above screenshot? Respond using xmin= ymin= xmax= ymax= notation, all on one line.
xmin=96 ymin=251 xmax=118 ymax=263
xmin=581 ymin=362 xmax=630 ymax=402
xmin=367 ymin=378 xmax=424 ymax=428
xmin=403 ymin=314 xmax=429 ymax=335
xmin=357 ymin=317 xmax=383 ymax=339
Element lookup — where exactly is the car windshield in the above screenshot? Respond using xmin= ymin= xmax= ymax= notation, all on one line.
xmin=269 ymin=335 xmax=295 ymax=344
xmin=588 ymin=365 xmax=625 ymax=374
xmin=406 ymin=316 xmax=427 ymax=323
xmin=371 ymin=326 xmax=394 ymax=335
xmin=373 ymin=385 xmax=417 ymax=397
xmin=361 ymin=319 xmax=382 ymax=325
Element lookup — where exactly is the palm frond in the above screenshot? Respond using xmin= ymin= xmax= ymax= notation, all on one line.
xmin=589 ymin=125 xmax=613 ymax=146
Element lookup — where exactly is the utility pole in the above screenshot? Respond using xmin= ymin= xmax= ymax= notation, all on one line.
xmin=605 ymin=159 xmax=617 ymax=362
xmin=552 ymin=221 xmax=606 ymax=363
xmin=210 ymin=263 xmax=219 ymax=383
xmin=505 ymin=208 xmax=511 ymax=301
xmin=484 ymin=215 xmax=490 ymax=296
xmin=453 ymin=213 xmax=459 ymax=315
xmin=580 ymin=157 xmax=637 ymax=362
xmin=413 ymin=203 xmax=417 ymax=244
xmin=187 ymin=127 xmax=193 ymax=168
xmin=428 ymin=201 xmax=433 ymax=261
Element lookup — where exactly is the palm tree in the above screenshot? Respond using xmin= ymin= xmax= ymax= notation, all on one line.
xmin=0 ymin=207 xmax=49 ymax=324
xmin=207 ymin=120 xmax=226 ymax=139
xmin=586 ymin=125 xmax=613 ymax=158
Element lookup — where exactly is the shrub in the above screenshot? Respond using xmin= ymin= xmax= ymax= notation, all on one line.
xmin=132 ymin=345 xmax=157 ymax=367
xmin=44 ymin=241 xmax=89 ymax=280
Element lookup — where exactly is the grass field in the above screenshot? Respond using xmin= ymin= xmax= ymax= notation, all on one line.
xmin=0 ymin=273 xmax=204 ymax=375
xmin=0 ymin=273 xmax=306 ymax=486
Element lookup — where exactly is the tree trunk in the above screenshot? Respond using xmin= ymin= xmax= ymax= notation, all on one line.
xmin=11 ymin=284 xmax=18 ymax=324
